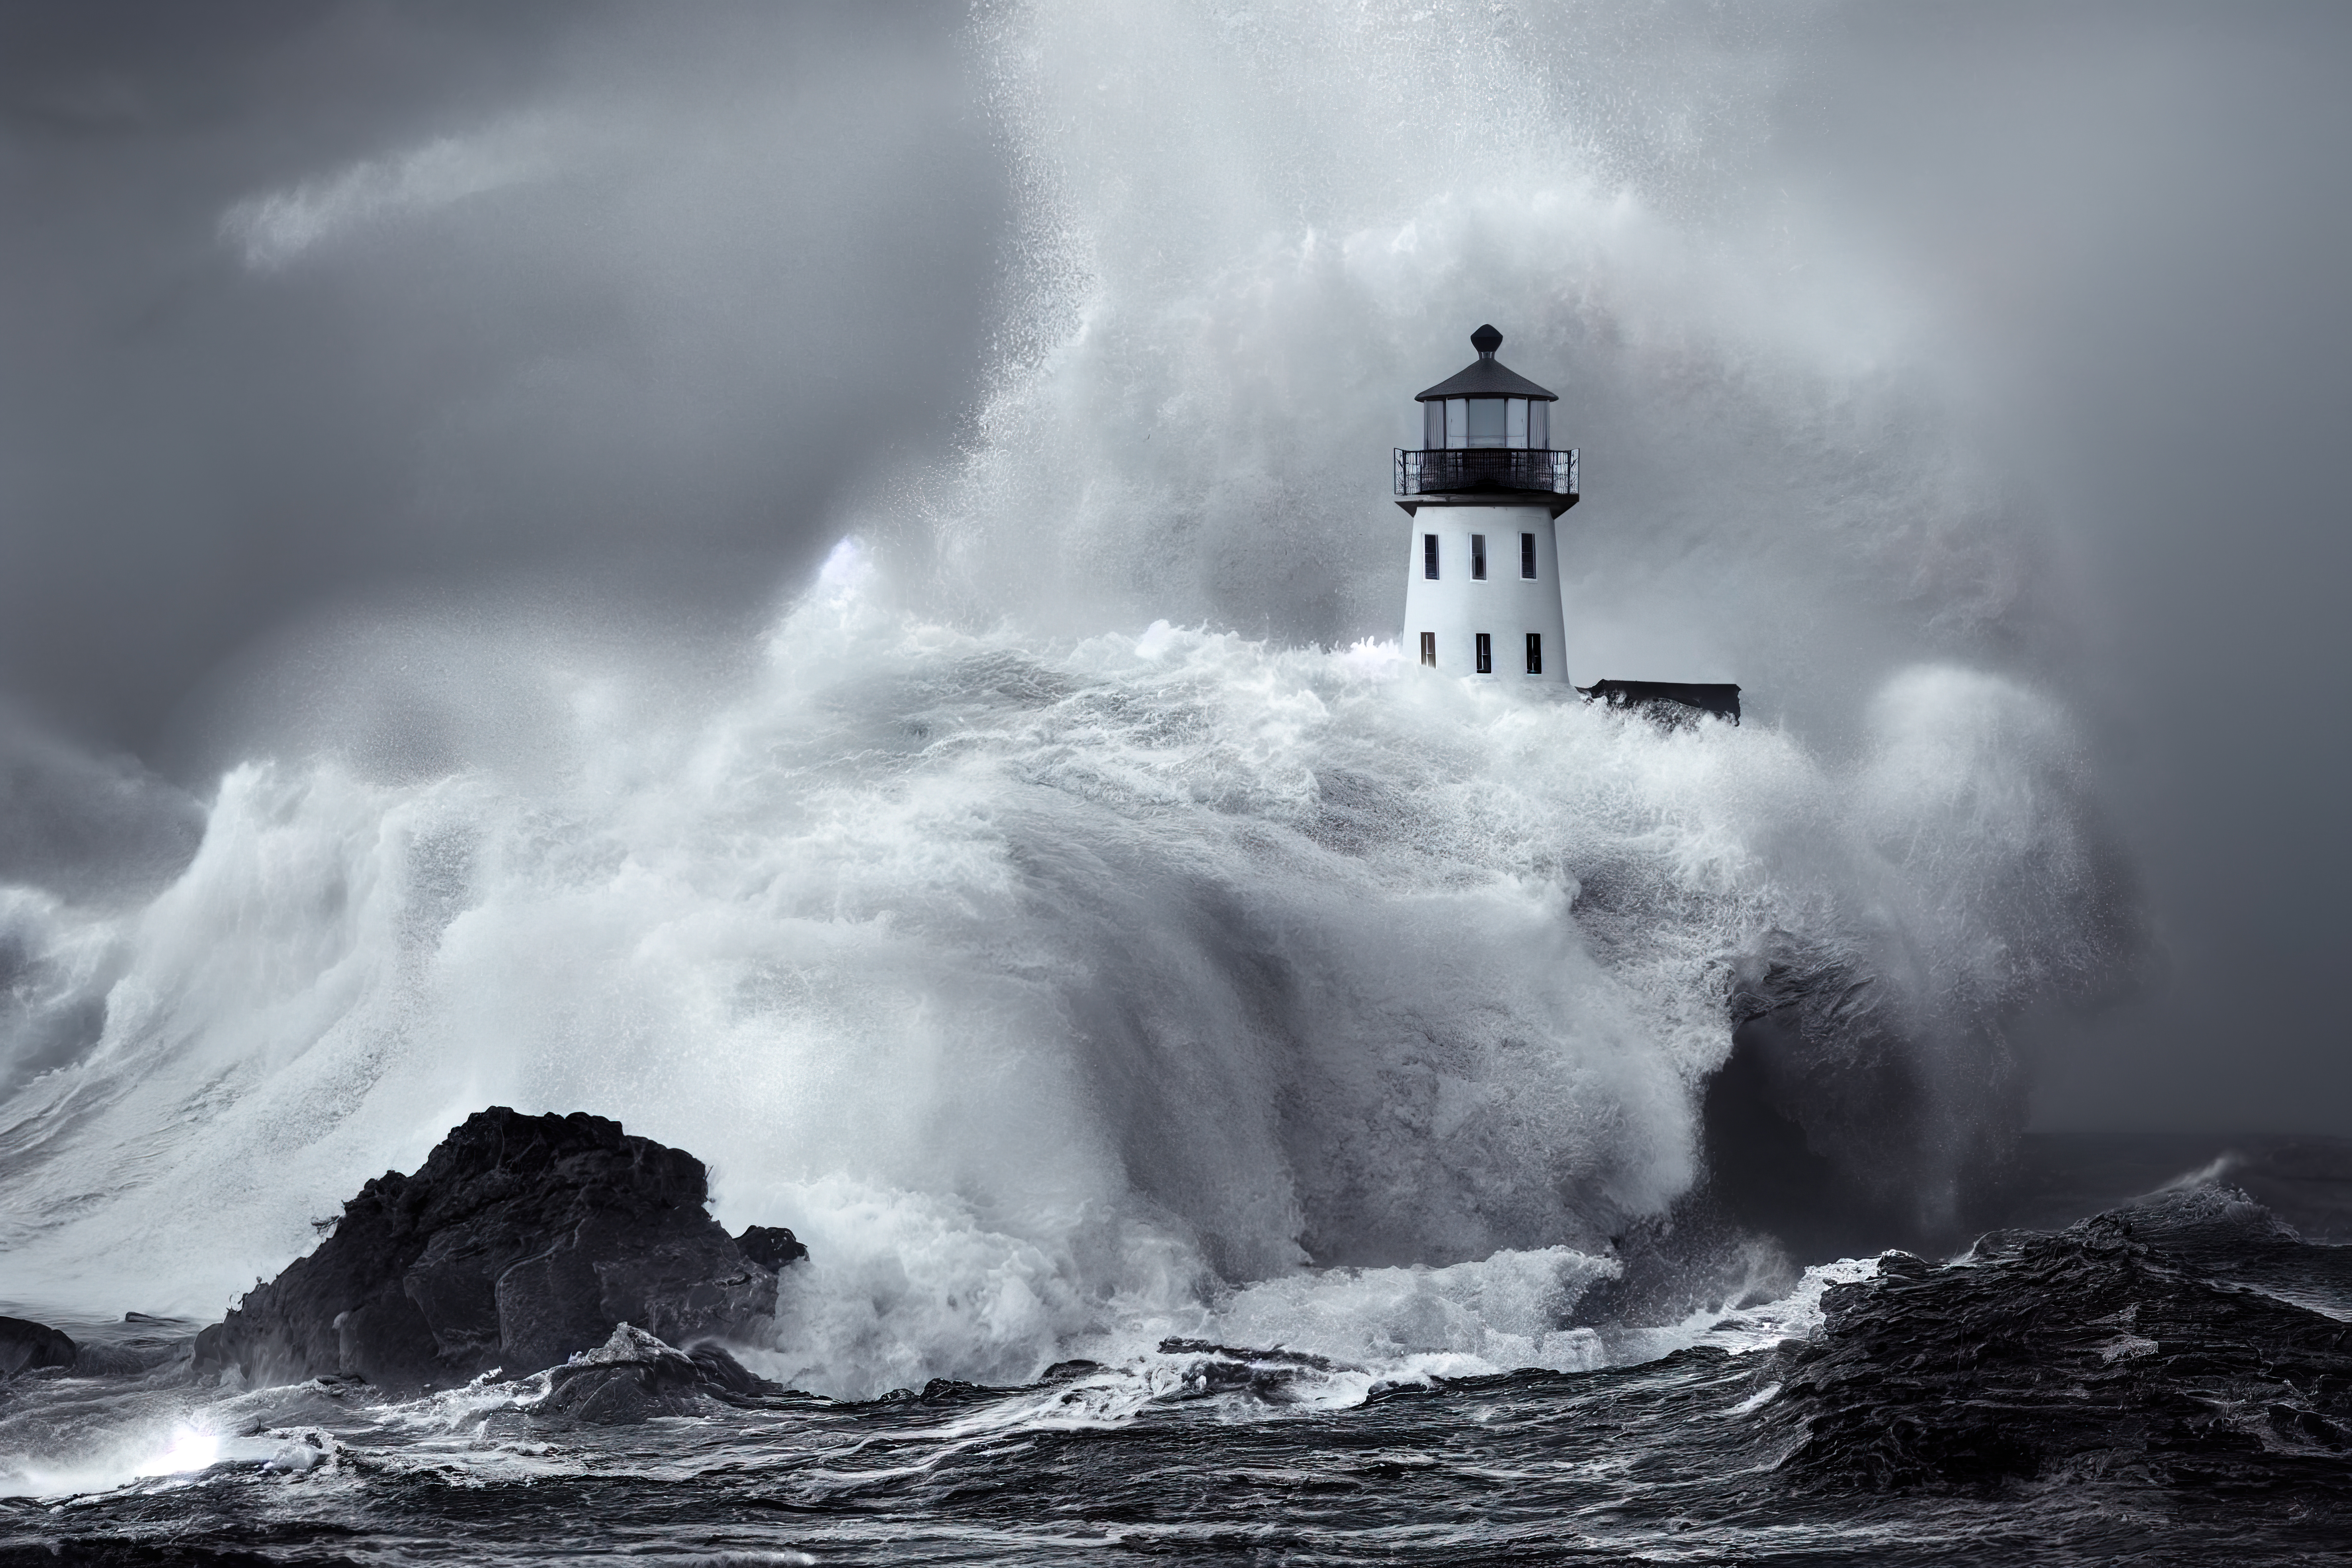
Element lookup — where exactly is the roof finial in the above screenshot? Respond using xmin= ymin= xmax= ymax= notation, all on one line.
xmin=1470 ymin=323 xmax=1503 ymax=357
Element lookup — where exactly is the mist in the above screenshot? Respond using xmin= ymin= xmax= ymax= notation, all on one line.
xmin=2 ymin=0 xmax=2346 ymax=1144
xmin=1774 ymin=3 xmax=2352 ymax=1131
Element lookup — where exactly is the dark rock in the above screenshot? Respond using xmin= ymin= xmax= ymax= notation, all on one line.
xmin=534 ymin=1324 xmax=721 ymax=1425
xmin=684 ymin=1341 xmax=774 ymax=1399
xmin=0 ymin=1316 xmax=76 ymax=1378
xmin=192 ymin=1108 xmax=793 ymax=1394
xmin=1758 ymin=1191 xmax=2352 ymax=1495
xmin=529 ymin=1324 xmax=783 ymax=1425
xmin=736 ymin=1225 xmax=808 ymax=1271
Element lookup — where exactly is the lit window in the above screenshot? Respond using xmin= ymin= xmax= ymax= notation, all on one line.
xmin=1419 ymin=632 xmax=1436 ymax=667
xmin=1470 ymin=534 xmax=1487 ymax=580
xmin=1520 ymin=532 xmax=1537 ymax=579
xmin=1475 ymin=633 xmax=1493 ymax=674
xmin=1423 ymin=534 xmax=1439 ymax=579
xmin=1525 ymin=633 xmax=1542 ymax=675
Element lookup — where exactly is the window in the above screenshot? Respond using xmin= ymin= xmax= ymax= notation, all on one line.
xmin=1419 ymin=631 xmax=1437 ymax=667
xmin=1475 ymin=633 xmax=1493 ymax=674
xmin=1470 ymin=534 xmax=1487 ymax=580
xmin=1445 ymin=398 xmax=1467 ymax=448
xmin=1423 ymin=400 xmax=1445 ymax=450
xmin=1506 ymin=398 xmax=1528 ymax=448
xmin=1467 ymin=398 xmax=1507 ymax=448
xmin=1525 ymin=633 xmax=1543 ymax=675
xmin=1423 ymin=534 xmax=1439 ymax=579
xmin=1530 ymin=401 xmax=1549 ymax=449
xmin=1520 ymin=532 xmax=1537 ymax=578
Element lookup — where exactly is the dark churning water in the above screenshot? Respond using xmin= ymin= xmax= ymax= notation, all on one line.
xmin=8 ymin=1139 xmax=2352 ymax=1566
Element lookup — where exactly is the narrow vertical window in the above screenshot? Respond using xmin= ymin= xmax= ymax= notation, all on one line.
xmin=1423 ymin=400 xmax=1445 ymax=450
xmin=1530 ymin=400 xmax=1549 ymax=449
xmin=1445 ymin=398 xmax=1467 ymax=448
xmin=1419 ymin=631 xmax=1436 ymax=667
xmin=1470 ymin=534 xmax=1487 ymax=580
xmin=1506 ymin=398 xmax=1528 ymax=448
xmin=1520 ymin=532 xmax=1537 ymax=579
xmin=1525 ymin=632 xmax=1543 ymax=675
xmin=1423 ymin=534 xmax=1440 ymax=580
xmin=1475 ymin=633 xmax=1493 ymax=675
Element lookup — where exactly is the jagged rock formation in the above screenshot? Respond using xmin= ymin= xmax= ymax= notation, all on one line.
xmin=192 ymin=1108 xmax=798 ymax=1394
xmin=532 ymin=1323 xmax=782 ymax=1425
xmin=1759 ymin=1193 xmax=2352 ymax=1493
xmin=0 ymin=1316 xmax=77 ymax=1379
xmin=736 ymin=1225 xmax=809 ymax=1271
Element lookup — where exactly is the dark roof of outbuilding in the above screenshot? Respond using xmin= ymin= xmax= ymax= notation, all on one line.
xmin=1415 ymin=325 xmax=1558 ymax=402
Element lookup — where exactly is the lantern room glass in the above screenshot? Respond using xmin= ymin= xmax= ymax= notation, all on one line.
xmin=1425 ymin=396 xmax=1554 ymax=450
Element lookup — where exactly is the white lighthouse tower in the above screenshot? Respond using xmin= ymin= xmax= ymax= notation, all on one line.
xmin=1395 ymin=325 xmax=1578 ymax=681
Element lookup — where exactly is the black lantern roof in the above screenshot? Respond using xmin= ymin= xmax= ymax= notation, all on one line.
xmin=1413 ymin=324 xmax=1557 ymax=402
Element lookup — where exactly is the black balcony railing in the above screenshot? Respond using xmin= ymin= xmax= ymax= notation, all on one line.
xmin=1393 ymin=447 xmax=1578 ymax=502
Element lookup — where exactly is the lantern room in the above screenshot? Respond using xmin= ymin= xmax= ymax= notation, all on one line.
xmin=1393 ymin=324 xmax=1578 ymax=512
xmin=1414 ymin=323 xmax=1557 ymax=449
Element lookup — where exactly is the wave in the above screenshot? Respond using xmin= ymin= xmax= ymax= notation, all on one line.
xmin=2 ymin=544 xmax=2126 ymax=1396
xmin=0 ymin=2 xmax=2151 ymax=1402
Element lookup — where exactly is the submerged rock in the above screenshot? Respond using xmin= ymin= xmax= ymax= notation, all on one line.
xmin=0 ymin=1316 xmax=77 ymax=1379
xmin=532 ymin=1322 xmax=779 ymax=1425
xmin=192 ymin=1108 xmax=801 ymax=1394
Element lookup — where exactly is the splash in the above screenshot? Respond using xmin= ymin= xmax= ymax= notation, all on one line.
xmin=0 ymin=2 xmax=2139 ymax=1399
xmin=0 ymin=555 xmax=2116 ymax=1394
xmin=220 ymin=116 xmax=561 ymax=273
xmin=931 ymin=0 xmax=2038 ymax=726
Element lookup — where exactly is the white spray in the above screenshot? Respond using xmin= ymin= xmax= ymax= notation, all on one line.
xmin=0 ymin=2 xmax=2130 ymax=1397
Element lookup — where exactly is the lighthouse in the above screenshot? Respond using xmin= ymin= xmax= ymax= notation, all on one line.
xmin=1394 ymin=325 xmax=1578 ymax=681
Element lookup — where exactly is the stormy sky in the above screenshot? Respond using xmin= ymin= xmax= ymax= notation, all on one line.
xmin=1 ymin=0 xmax=2347 ymax=1132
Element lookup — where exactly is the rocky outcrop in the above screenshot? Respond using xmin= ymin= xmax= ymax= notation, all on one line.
xmin=532 ymin=1323 xmax=781 ymax=1425
xmin=193 ymin=1108 xmax=799 ymax=1394
xmin=736 ymin=1225 xmax=809 ymax=1271
xmin=0 ymin=1316 xmax=76 ymax=1379
xmin=1759 ymin=1193 xmax=2352 ymax=1493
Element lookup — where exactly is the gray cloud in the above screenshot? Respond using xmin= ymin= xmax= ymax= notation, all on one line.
xmin=0 ymin=0 xmax=1004 ymax=753
xmin=1768 ymin=2 xmax=2352 ymax=1129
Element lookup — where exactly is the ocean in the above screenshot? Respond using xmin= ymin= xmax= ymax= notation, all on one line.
xmin=5 ymin=3 xmax=2333 ymax=1560
xmin=7 ymin=1137 xmax=2350 ymax=1565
